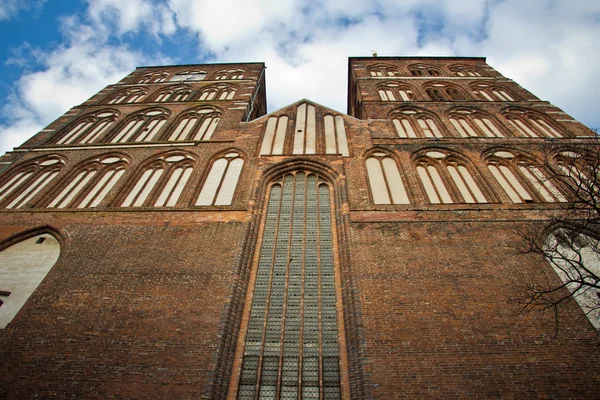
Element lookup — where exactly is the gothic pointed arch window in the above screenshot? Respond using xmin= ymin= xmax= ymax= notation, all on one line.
xmin=167 ymin=106 xmax=221 ymax=141
xmin=376 ymin=82 xmax=415 ymax=101
xmin=259 ymin=115 xmax=289 ymax=156
xmin=197 ymin=83 xmax=238 ymax=100
xmin=390 ymin=108 xmax=445 ymax=138
xmin=196 ymin=152 xmax=244 ymax=206
xmin=424 ymin=82 xmax=470 ymax=101
xmin=365 ymin=151 xmax=410 ymax=204
xmin=0 ymin=155 xmax=65 ymax=209
xmin=55 ymin=110 xmax=119 ymax=144
xmin=212 ymin=69 xmax=245 ymax=80
xmin=470 ymin=82 xmax=518 ymax=102
xmin=105 ymin=87 xmax=147 ymax=104
xmin=447 ymin=108 xmax=506 ymax=138
xmin=415 ymin=150 xmax=488 ymax=204
xmin=485 ymin=150 xmax=567 ymax=203
xmin=109 ymin=108 xmax=170 ymax=143
xmin=408 ymin=63 xmax=444 ymax=77
xmin=136 ymin=71 xmax=169 ymax=83
xmin=0 ymin=232 xmax=61 ymax=328
xmin=169 ymin=70 xmax=207 ymax=82
xmin=448 ymin=64 xmax=486 ymax=77
xmin=120 ymin=153 xmax=195 ymax=208
xmin=502 ymin=108 xmax=565 ymax=138
xmin=46 ymin=154 xmax=128 ymax=209
xmin=368 ymin=64 xmax=400 ymax=77
xmin=231 ymin=171 xmax=347 ymax=399
xmin=152 ymin=85 xmax=193 ymax=102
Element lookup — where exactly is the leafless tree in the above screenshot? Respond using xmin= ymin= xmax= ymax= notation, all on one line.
xmin=514 ymin=144 xmax=600 ymax=334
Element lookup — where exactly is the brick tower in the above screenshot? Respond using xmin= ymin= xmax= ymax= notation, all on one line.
xmin=0 ymin=57 xmax=599 ymax=399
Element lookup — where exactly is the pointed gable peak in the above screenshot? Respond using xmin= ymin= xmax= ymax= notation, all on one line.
xmin=248 ymin=98 xmax=358 ymax=124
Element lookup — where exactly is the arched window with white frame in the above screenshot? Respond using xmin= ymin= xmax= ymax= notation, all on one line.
xmin=502 ymin=108 xmax=565 ymax=138
xmin=153 ymin=85 xmax=192 ymax=102
xmin=470 ymin=82 xmax=518 ymax=102
xmin=196 ymin=152 xmax=244 ymax=206
xmin=391 ymin=108 xmax=445 ymax=138
xmin=447 ymin=108 xmax=506 ymax=138
xmin=169 ymin=70 xmax=207 ymax=82
xmin=109 ymin=108 xmax=170 ymax=143
xmin=425 ymin=83 xmax=469 ymax=101
xmin=415 ymin=151 xmax=488 ymax=204
xmin=408 ymin=64 xmax=444 ymax=77
xmin=377 ymin=82 xmax=415 ymax=101
xmin=449 ymin=64 xmax=486 ymax=77
xmin=136 ymin=71 xmax=169 ymax=83
xmin=212 ymin=69 xmax=245 ymax=80
xmin=368 ymin=64 xmax=400 ymax=77
xmin=120 ymin=153 xmax=195 ymax=208
xmin=365 ymin=152 xmax=410 ymax=205
xmin=46 ymin=154 xmax=128 ymax=209
xmin=197 ymin=84 xmax=237 ymax=101
xmin=0 ymin=155 xmax=65 ymax=209
xmin=485 ymin=150 xmax=567 ymax=203
xmin=105 ymin=87 xmax=147 ymax=104
xmin=167 ymin=107 xmax=221 ymax=141
xmin=55 ymin=110 xmax=119 ymax=144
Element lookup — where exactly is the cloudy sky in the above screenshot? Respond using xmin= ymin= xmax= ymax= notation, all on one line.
xmin=0 ymin=0 xmax=599 ymax=155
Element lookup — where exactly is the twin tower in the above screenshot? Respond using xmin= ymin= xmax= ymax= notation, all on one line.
xmin=0 ymin=57 xmax=598 ymax=399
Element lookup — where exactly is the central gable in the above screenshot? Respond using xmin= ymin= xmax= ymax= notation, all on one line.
xmin=251 ymin=99 xmax=352 ymax=157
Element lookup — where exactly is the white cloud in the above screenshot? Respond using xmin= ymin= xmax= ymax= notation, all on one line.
xmin=0 ymin=0 xmax=46 ymax=20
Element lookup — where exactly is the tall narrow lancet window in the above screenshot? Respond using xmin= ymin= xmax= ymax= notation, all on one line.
xmin=106 ymin=87 xmax=147 ymax=104
xmin=416 ymin=151 xmax=487 ymax=204
xmin=448 ymin=108 xmax=506 ymax=138
xmin=136 ymin=71 xmax=169 ymax=83
xmin=366 ymin=152 xmax=410 ymax=204
xmin=56 ymin=110 xmax=118 ymax=144
xmin=0 ymin=155 xmax=64 ymax=209
xmin=391 ymin=108 xmax=444 ymax=138
xmin=324 ymin=115 xmax=350 ymax=156
xmin=110 ymin=109 xmax=169 ymax=143
xmin=198 ymin=84 xmax=237 ymax=100
xmin=169 ymin=71 xmax=207 ymax=82
xmin=502 ymin=108 xmax=564 ymax=138
xmin=486 ymin=151 xmax=567 ymax=203
xmin=47 ymin=155 xmax=128 ymax=209
xmin=234 ymin=172 xmax=345 ymax=399
xmin=168 ymin=107 xmax=221 ymax=141
xmin=153 ymin=85 xmax=192 ymax=102
xmin=471 ymin=83 xmax=517 ymax=102
xmin=293 ymin=103 xmax=317 ymax=155
xmin=196 ymin=152 xmax=244 ymax=206
xmin=213 ymin=69 xmax=245 ymax=80
xmin=260 ymin=116 xmax=289 ymax=155
xmin=121 ymin=153 xmax=195 ymax=208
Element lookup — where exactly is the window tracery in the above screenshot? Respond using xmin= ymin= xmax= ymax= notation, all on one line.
xmin=368 ymin=64 xmax=400 ymax=77
xmin=485 ymin=150 xmax=567 ymax=203
xmin=167 ymin=107 xmax=221 ymax=141
xmin=120 ymin=153 xmax=195 ymax=208
xmin=365 ymin=151 xmax=410 ymax=204
xmin=196 ymin=152 xmax=244 ymax=206
xmin=408 ymin=64 xmax=444 ymax=77
xmin=55 ymin=110 xmax=119 ymax=144
xmin=415 ymin=151 xmax=487 ymax=204
xmin=136 ymin=71 xmax=169 ymax=83
xmin=447 ymin=108 xmax=506 ymax=138
xmin=109 ymin=109 xmax=170 ymax=143
xmin=377 ymin=82 xmax=415 ymax=101
xmin=212 ymin=69 xmax=245 ymax=80
xmin=471 ymin=82 xmax=518 ymax=102
xmin=502 ymin=108 xmax=564 ymax=138
xmin=47 ymin=154 xmax=128 ymax=209
xmin=0 ymin=155 xmax=65 ymax=209
xmin=105 ymin=87 xmax=147 ymax=104
xmin=390 ymin=108 xmax=445 ymax=138
xmin=424 ymin=82 xmax=470 ymax=101
xmin=197 ymin=83 xmax=237 ymax=100
xmin=449 ymin=64 xmax=485 ymax=77
xmin=153 ymin=85 xmax=193 ymax=102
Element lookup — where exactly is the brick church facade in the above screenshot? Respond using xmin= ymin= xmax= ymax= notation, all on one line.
xmin=0 ymin=57 xmax=599 ymax=399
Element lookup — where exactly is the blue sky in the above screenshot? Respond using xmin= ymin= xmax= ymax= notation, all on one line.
xmin=1 ymin=0 xmax=599 ymax=155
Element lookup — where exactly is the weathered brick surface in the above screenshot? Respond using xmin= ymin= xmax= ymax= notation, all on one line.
xmin=1 ymin=57 xmax=600 ymax=399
